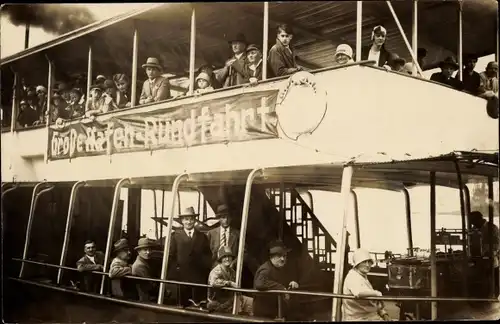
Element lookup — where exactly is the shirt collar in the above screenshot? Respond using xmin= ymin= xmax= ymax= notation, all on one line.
xmin=184 ymin=228 xmax=194 ymax=236
xmin=235 ymin=53 xmax=244 ymax=60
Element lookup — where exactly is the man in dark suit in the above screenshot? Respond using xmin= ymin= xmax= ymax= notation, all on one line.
xmin=132 ymin=238 xmax=157 ymax=302
xmin=76 ymin=240 xmax=105 ymax=293
xmin=139 ymin=57 xmax=171 ymax=105
xmin=361 ymin=25 xmax=392 ymax=68
xmin=430 ymin=56 xmax=464 ymax=90
xmin=206 ymin=204 xmax=260 ymax=274
xmin=169 ymin=206 xmax=212 ymax=307
xmin=218 ymin=33 xmax=249 ymax=87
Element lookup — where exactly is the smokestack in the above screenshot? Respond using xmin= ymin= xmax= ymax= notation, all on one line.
xmin=24 ymin=23 xmax=30 ymax=49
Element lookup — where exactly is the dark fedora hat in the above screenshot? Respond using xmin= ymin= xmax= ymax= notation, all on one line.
xmin=227 ymin=32 xmax=247 ymax=45
xmin=217 ymin=246 xmax=235 ymax=262
xmin=113 ymin=238 xmax=129 ymax=253
xmin=439 ymin=56 xmax=459 ymax=70
xmin=246 ymin=44 xmax=261 ymax=53
xmin=269 ymin=240 xmax=292 ymax=256
xmin=215 ymin=204 xmax=230 ymax=217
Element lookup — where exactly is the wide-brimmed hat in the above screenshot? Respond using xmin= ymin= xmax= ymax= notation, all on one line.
xmin=334 ymin=44 xmax=353 ymax=60
xmin=227 ymin=32 xmax=247 ymax=45
xmin=269 ymin=240 xmax=292 ymax=256
xmin=217 ymin=246 xmax=235 ymax=262
xmin=196 ymin=72 xmax=211 ymax=83
xmin=178 ymin=206 xmax=199 ymax=218
xmin=439 ymin=56 xmax=459 ymax=70
xmin=352 ymin=248 xmax=374 ymax=267
xmin=135 ymin=237 xmax=156 ymax=250
xmin=142 ymin=57 xmax=163 ymax=70
xmin=113 ymin=238 xmax=129 ymax=253
xmin=246 ymin=44 xmax=261 ymax=53
xmin=215 ymin=204 xmax=230 ymax=218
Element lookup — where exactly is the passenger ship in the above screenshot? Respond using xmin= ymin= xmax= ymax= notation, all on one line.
xmin=2 ymin=1 xmax=499 ymax=322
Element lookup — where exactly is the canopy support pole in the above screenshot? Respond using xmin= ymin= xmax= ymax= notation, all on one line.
xmin=233 ymin=168 xmax=262 ymax=314
xmin=332 ymin=166 xmax=354 ymax=321
xmin=44 ymin=56 xmax=53 ymax=164
xmin=100 ymin=178 xmax=131 ymax=295
xmin=356 ymin=1 xmax=362 ymax=62
xmin=57 ymin=181 xmax=86 ymax=284
xmin=351 ymin=190 xmax=361 ymax=248
xmin=188 ymin=6 xmax=196 ymax=96
xmin=411 ymin=0 xmax=418 ymax=75
xmin=458 ymin=0 xmax=463 ymax=81
xmin=386 ymin=1 xmax=424 ymax=76
xmin=9 ymin=71 xmax=18 ymax=175
xmin=131 ymin=25 xmax=139 ymax=108
xmin=403 ymin=188 xmax=414 ymax=256
xmin=86 ymin=46 xmax=92 ymax=108
xmin=487 ymin=177 xmax=495 ymax=297
xmin=262 ymin=2 xmax=269 ymax=80
xmin=429 ymin=172 xmax=437 ymax=320
xmin=454 ymin=160 xmax=468 ymax=298
xmin=20 ymin=182 xmax=55 ymax=278
xmin=158 ymin=173 xmax=188 ymax=304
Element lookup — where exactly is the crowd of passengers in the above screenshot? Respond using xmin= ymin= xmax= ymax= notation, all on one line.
xmin=75 ymin=206 xmax=498 ymax=321
xmin=7 ymin=24 xmax=499 ymax=130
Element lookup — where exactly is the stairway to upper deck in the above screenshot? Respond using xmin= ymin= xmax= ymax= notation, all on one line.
xmin=198 ymin=184 xmax=343 ymax=320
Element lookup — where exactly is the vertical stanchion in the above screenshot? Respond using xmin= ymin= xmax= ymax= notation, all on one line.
xmin=403 ymin=188 xmax=414 ymax=256
xmin=44 ymin=58 xmax=53 ymax=164
xmin=430 ymin=172 xmax=437 ymax=320
xmin=86 ymin=46 xmax=92 ymax=108
xmin=131 ymin=25 xmax=138 ymax=107
xmin=188 ymin=7 xmax=196 ymax=95
xmin=332 ymin=166 xmax=354 ymax=321
xmin=355 ymin=1 xmax=362 ymax=62
xmin=262 ymin=2 xmax=269 ymax=80
xmin=158 ymin=173 xmax=188 ymax=304
xmin=233 ymin=168 xmax=262 ymax=314
xmin=487 ymin=177 xmax=495 ymax=297
xmin=454 ymin=160 xmax=468 ymax=297
xmin=412 ymin=0 xmax=419 ymax=75
xmin=351 ymin=190 xmax=360 ymax=248
xmin=57 ymin=181 xmax=86 ymax=284
xmin=458 ymin=0 xmax=463 ymax=81
xmin=100 ymin=178 xmax=130 ymax=294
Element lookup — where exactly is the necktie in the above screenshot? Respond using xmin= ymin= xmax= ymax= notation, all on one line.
xmin=221 ymin=229 xmax=227 ymax=247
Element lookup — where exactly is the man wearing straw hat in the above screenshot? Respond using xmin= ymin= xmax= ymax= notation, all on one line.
xmin=139 ymin=57 xmax=171 ymax=105
xmin=342 ymin=248 xmax=390 ymax=321
xmin=207 ymin=246 xmax=254 ymax=315
xmin=170 ymin=206 xmax=212 ymax=307
xmin=132 ymin=237 xmax=157 ymax=302
xmin=109 ymin=238 xmax=132 ymax=298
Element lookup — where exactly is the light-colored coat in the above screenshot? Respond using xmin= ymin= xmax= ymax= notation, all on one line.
xmin=139 ymin=76 xmax=171 ymax=105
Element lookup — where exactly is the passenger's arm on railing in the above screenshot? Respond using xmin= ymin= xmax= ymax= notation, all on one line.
xmin=208 ymin=266 xmax=235 ymax=288
xmin=108 ymin=259 xmax=132 ymax=279
xmin=76 ymin=257 xmax=103 ymax=272
xmin=254 ymin=267 xmax=286 ymax=291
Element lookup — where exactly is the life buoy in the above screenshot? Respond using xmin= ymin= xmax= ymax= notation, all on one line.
xmin=275 ymin=71 xmax=327 ymax=140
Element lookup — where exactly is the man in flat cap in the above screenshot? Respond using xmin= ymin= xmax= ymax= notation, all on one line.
xmin=139 ymin=57 xmax=171 ymax=105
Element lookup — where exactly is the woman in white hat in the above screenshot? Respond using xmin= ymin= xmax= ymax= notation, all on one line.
xmin=334 ymin=44 xmax=354 ymax=66
xmin=194 ymin=71 xmax=215 ymax=95
xmin=342 ymin=248 xmax=390 ymax=321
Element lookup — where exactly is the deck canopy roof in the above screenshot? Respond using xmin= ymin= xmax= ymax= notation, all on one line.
xmin=1 ymin=0 xmax=497 ymax=90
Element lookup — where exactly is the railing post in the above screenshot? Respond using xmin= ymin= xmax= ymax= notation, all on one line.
xmin=188 ymin=6 xmax=196 ymax=95
xmin=458 ymin=0 xmax=463 ymax=81
xmin=403 ymin=188 xmax=414 ymax=256
xmin=487 ymin=177 xmax=495 ymax=297
xmin=262 ymin=2 xmax=269 ymax=80
xmin=44 ymin=57 xmax=53 ymax=164
xmin=86 ymin=46 xmax=92 ymax=108
xmin=355 ymin=1 xmax=362 ymax=62
xmin=351 ymin=190 xmax=360 ymax=249
xmin=411 ymin=0 xmax=418 ymax=75
xmin=57 ymin=181 xmax=86 ymax=284
xmin=158 ymin=173 xmax=188 ymax=304
xmin=332 ymin=166 xmax=354 ymax=321
xmin=19 ymin=182 xmax=55 ymax=278
xmin=100 ymin=178 xmax=131 ymax=294
xmin=453 ymin=160 xmax=468 ymax=298
xmin=232 ymin=168 xmax=262 ymax=314
xmin=131 ymin=25 xmax=139 ymax=108
xmin=430 ymin=171 xmax=437 ymax=320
